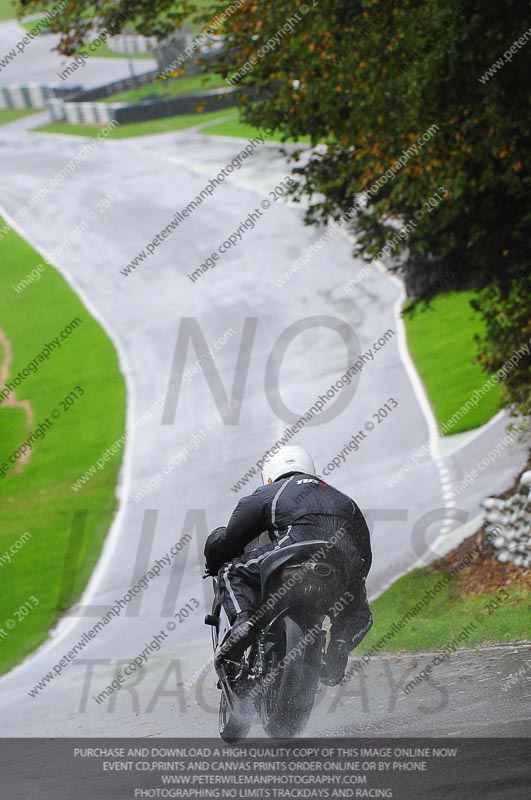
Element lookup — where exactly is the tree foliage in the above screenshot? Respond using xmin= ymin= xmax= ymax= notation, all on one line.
xmin=19 ymin=0 xmax=531 ymax=414
xmin=209 ymin=0 xmax=531 ymax=297
xmin=17 ymin=0 xmax=195 ymax=51
xmin=472 ymin=277 xmax=531 ymax=420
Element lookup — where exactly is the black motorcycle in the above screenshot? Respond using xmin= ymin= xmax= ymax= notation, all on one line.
xmin=205 ymin=540 xmax=340 ymax=740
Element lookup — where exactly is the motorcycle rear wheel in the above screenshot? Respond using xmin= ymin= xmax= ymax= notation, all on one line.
xmin=260 ymin=614 xmax=321 ymax=738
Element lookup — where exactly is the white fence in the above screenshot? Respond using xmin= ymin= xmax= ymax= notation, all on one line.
xmin=47 ymin=99 xmax=120 ymax=124
xmin=482 ymin=470 xmax=531 ymax=567
xmin=0 ymin=84 xmax=53 ymax=110
xmin=105 ymin=34 xmax=159 ymax=55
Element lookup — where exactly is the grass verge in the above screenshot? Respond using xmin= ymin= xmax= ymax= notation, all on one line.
xmin=358 ymin=536 xmax=530 ymax=656
xmin=403 ymin=290 xmax=502 ymax=434
xmin=0 ymin=109 xmax=39 ymax=126
xmin=203 ymin=112 xmax=312 ymax=143
xmin=18 ymin=16 xmax=55 ymax=35
xmin=83 ymin=40 xmax=155 ymax=59
xmin=0 ymin=216 xmax=126 ymax=676
xmin=0 ymin=0 xmax=16 ymax=21
xmin=34 ymin=108 xmax=310 ymax=142
xmin=102 ymin=72 xmax=226 ymax=103
xmin=33 ymin=108 xmax=235 ymax=138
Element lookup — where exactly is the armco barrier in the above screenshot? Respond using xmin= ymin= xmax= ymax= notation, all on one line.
xmin=48 ymin=87 xmax=236 ymax=125
xmin=68 ymin=69 xmax=160 ymax=103
xmin=0 ymin=84 xmax=79 ymax=110
xmin=47 ymin=67 xmax=161 ymax=121
xmin=71 ymin=47 xmax=218 ymax=103
xmin=47 ymin=98 xmax=121 ymax=124
xmin=106 ymin=33 xmax=159 ymax=55
xmin=46 ymin=46 xmax=233 ymax=125
xmin=156 ymin=33 xmax=222 ymax=74
xmin=113 ymin=87 xmax=236 ymax=124
xmin=482 ymin=470 xmax=531 ymax=567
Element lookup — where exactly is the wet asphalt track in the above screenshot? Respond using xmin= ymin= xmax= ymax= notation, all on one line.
xmin=0 ymin=19 xmax=156 ymax=89
xmin=0 ymin=83 xmax=529 ymax=738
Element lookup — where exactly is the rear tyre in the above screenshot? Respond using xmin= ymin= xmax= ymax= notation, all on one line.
xmin=260 ymin=614 xmax=321 ymax=738
xmin=218 ymin=690 xmax=252 ymax=743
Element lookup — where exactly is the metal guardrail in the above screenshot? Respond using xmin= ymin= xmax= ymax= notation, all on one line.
xmin=482 ymin=470 xmax=531 ymax=567
xmin=106 ymin=34 xmax=159 ymax=55
xmin=0 ymin=84 xmax=80 ymax=110
xmin=46 ymin=47 xmax=232 ymax=125
xmin=48 ymin=86 xmax=236 ymax=125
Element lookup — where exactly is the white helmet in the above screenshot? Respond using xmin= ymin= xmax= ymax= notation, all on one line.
xmin=262 ymin=446 xmax=316 ymax=485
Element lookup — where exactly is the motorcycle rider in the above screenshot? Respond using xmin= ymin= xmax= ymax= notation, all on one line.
xmin=204 ymin=446 xmax=373 ymax=685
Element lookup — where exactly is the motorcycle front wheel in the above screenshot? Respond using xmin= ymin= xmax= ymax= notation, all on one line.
xmin=219 ymin=688 xmax=252 ymax=742
xmin=260 ymin=614 xmax=321 ymax=738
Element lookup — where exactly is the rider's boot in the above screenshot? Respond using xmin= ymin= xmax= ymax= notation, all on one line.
xmin=214 ymin=611 xmax=255 ymax=666
xmin=320 ymin=638 xmax=349 ymax=686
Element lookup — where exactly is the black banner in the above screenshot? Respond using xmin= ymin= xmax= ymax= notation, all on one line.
xmin=0 ymin=738 xmax=529 ymax=799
